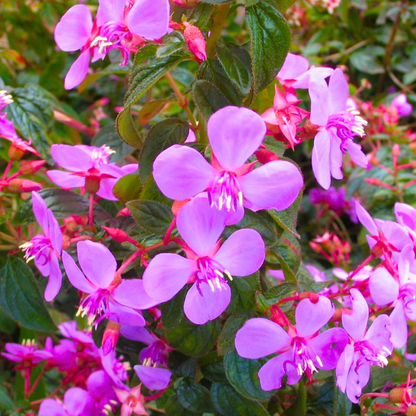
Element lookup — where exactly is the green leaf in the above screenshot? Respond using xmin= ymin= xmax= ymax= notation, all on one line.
xmin=168 ymin=351 xmax=197 ymax=378
xmin=116 ymin=107 xmax=143 ymax=148
xmin=224 ymin=351 xmax=275 ymax=401
xmin=192 ymin=79 xmax=231 ymax=119
xmin=17 ymin=189 xmax=112 ymax=224
xmin=113 ymin=172 xmax=142 ymax=203
xmin=137 ymin=99 xmax=172 ymax=125
xmin=160 ymin=286 xmax=188 ymax=329
xmin=216 ymin=43 xmax=252 ymax=97
xmin=268 ymin=191 xmax=303 ymax=239
xmin=266 ymin=0 xmax=297 ymax=12
xmin=283 ymin=380 xmax=306 ymax=416
xmin=0 ymin=257 xmax=55 ymax=332
xmin=189 ymin=3 xmax=214 ymax=32
xmin=227 ymin=273 xmax=259 ymax=316
xmin=349 ymin=49 xmax=385 ymax=75
xmin=92 ymin=124 xmax=134 ymax=162
xmin=211 ymin=382 xmax=270 ymax=416
xmin=127 ymin=200 xmax=173 ymax=235
xmin=177 ymin=378 xmax=215 ymax=413
xmin=217 ymin=315 xmax=246 ymax=356
xmin=246 ymin=2 xmax=291 ymax=95
xmin=78 ymin=63 xmax=130 ymax=92
xmin=139 ymin=119 xmax=189 ymax=184
xmin=262 ymin=281 xmax=297 ymax=306
xmin=0 ymin=309 xmax=16 ymax=334
xmin=167 ymin=318 xmax=219 ymax=357
xmin=0 ymin=386 xmax=14 ymax=411
xmin=156 ymin=32 xmax=186 ymax=59
xmin=8 ymin=83 xmax=56 ymax=158
xmin=165 ymin=394 xmax=197 ymax=416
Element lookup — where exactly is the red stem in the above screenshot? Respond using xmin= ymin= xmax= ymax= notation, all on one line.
xmin=89 ymin=193 xmax=94 ymax=229
xmin=163 ymin=217 xmax=176 ymax=246
xmin=2 ymin=160 xmax=13 ymax=180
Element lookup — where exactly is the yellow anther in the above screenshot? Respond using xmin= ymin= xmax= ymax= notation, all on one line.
xmin=224 ymin=270 xmax=233 ymax=281
xmin=208 ymin=279 xmax=215 ymax=292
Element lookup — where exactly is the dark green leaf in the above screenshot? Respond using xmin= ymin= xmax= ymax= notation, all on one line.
xmin=127 ymin=200 xmax=173 ymax=235
xmin=266 ymin=0 xmax=297 ymax=12
xmin=116 ymin=107 xmax=143 ymax=148
xmin=139 ymin=175 xmax=172 ymax=205
xmin=168 ymin=351 xmax=197 ymax=378
xmin=192 ymin=80 xmax=231 ymax=119
xmin=0 ymin=386 xmax=14 ymax=411
xmin=227 ymin=273 xmax=259 ymax=316
xmin=246 ymin=2 xmax=291 ymax=95
xmin=156 ymin=32 xmax=186 ymax=59
xmin=0 ymin=309 xmax=16 ymax=334
xmin=283 ymin=380 xmax=306 ymax=416
xmin=17 ymin=189 xmax=112 ymax=224
xmin=160 ymin=286 xmax=188 ymax=329
xmin=113 ymin=172 xmax=142 ymax=203
xmin=79 ymin=63 xmax=130 ymax=92
xmin=216 ymin=43 xmax=252 ymax=97
xmin=189 ymin=3 xmax=214 ymax=32
xmin=139 ymin=119 xmax=189 ymax=184
xmin=177 ymin=378 xmax=215 ymax=413
xmin=217 ymin=315 xmax=246 ymax=356
xmin=137 ymin=99 xmax=171 ymax=125
xmin=167 ymin=318 xmax=219 ymax=357
xmin=224 ymin=351 xmax=275 ymax=401
xmin=211 ymin=382 xmax=270 ymax=416
xmin=350 ymin=49 xmax=384 ymax=75
xmin=165 ymin=394 xmax=197 ymax=416
xmin=201 ymin=360 xmax=228 ymax=382
xmin=0 ymin=257 xmax=55 ymax=332
xmin=263 ymin=281 xmax=297 ymax=305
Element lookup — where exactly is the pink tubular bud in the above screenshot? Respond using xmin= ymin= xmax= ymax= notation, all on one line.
xmin=20 ymin=160 xmax=46 ymax=175
xmin=183 ymin=23 xmax=207 ymax=62
xmin=392 ymin=144 xmax=400 ymax=157
xmin=7 ymin=178 xmax=42 ymax=193
xmin=102 ymin=226 xmax=130 ymax=244
xmin=102 ymin=321 xmax=121 ymax=356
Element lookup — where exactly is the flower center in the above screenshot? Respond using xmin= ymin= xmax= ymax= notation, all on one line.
xmin=290 ymin=338 xmax=323 ymax=376
xmin=355 ymin=340 xmax=391 ymax=367
xmin=326 ymin=108 xmax=367 ymax=151
xmin=76 ymin=289 xmax=110 ymax=326
xmin=141 ymin=341 xmax=167 ymax=367
xmin=90 ymin=145 xmax=115 ymax=168
xmin=20 ymin=235 xmax=53 ymax=265
xmin=208 ymin=171 xmax=243 ymax=212
xmin=194 ymin=257 xmax=232 ymax=293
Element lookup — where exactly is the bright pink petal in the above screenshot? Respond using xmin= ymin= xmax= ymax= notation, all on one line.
xmin=335 ymin=344 xmax=354 ymax=393
xmin=261 ymin=108 xmax=277 ymax=124
xmin=239 ymin=160 xmax=303 ymax=211
xmin=390 ymin=302 xmax=407 ymax=348
xmin=120 ymin=326 xmax=155 ymax=344
xmin=39 ymin=399 xmax=67 ymax=416
xmin=277 ymin=53 xmax=310 ymax=81
xmin=134 ymin=365 xmax=171 ymax=390
xmin=47 ymin=210 xmax=63 ymax=253
xmin=64 ymin=387 xmax=93 ymax=415
xmin=208 ymin=106 xmax=266 ymax=172
xmin=312 ymin=130 xmax=331 ymax=189
xmin=258 ymin=351 xmax=301 ymax=391
xmin=295 ymin=296 xmax=334 ymax=337
xmin=369 ymin=268 xmax=399 ymax=306
xmin=355 ymin=201 xmax=378 ymax=235
xmin=47 ymin=170 xmax=85 ymax=189
xmin=77 ymin=241 xmax=117 ymax=289
xmin=399 ymin=244 xmax=414 ymax=285
xmin=44 ymin=256 xmax=62 ymax=302
xmin=309 ymin=70 xmax=330 ymax=126
xmin=177 ymin=197 xmax=226 ymax=257
xmin=127 ymin=0 xmax=170 ymax=40
xmin=342 ymin=289 xmax=368 ymax=342
xmin=108 ymin=303 xmax=146 ymax=327
xmin=54 ymin=5 xmax=93 ymax=52
xmin=345 ymin=140 xmax=368 ymax=168
xmin=235 ymin=318 xmax=291 ymax=359
xmin=184 ymin=281 xmax=231 ymax=325
xmin=112 ymin=279 xmax=159 ymax=310
xmin=32 ymin=191 xmax=48 ymax=231
xmin=395 ymin=202 xmax=416 ymax=230
xmin=329 ymin=134 xmax=343 ymax=180
xmin=51 ymin=144 xmax=92 ymax=171
xmin=143 ymin=253 xmax=195 ymax=303
xmin=62 ymin=252 xmax=94 ymax=293
xmin=213 ymin=229 xmax=265 ymax=276
xmin=153 ymin=145 xmax=215 ymax=200
xmin=328 ymin=68 xmax=348 ymax=114
xmin=98 ymin=0 xmax=125 ymax=22
xmin=64 ymin=50 xmax=91 ymax=90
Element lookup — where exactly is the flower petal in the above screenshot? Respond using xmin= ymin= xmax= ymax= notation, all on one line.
xmin=98 ymin=0 xmax=126 ymax=22
xmin=31 ymin=191 xmax=48 ymax=231
xmin=64 ymin=50 xmax=91 ymax=90
xmin=64 ymin=387 xmax=93 ymax=415
xmin=345 ymin=140 xmax=368 ymax=168
xmin=47 ymin=170 xmax=85 ymax=189
xmin=395 ymin=202 xmax=416 ymax=230
xmin=311 ymin=130 xmax=331 ymax=190
xmin=62 ymin=251 xmax=94 ymax=293
xmin=153 ymin=145 xmax=215 ymax=200
xmin=213 ymin=229 xmax=265 ymax=276
xmin=112 ymin=279 xmax=159 ymax=310
xmin=369 ymin=268 xmax=399 ymax=306
xmin=184 ymin=282 xmax=231 ymax=325
xmin=44 ymin=256 xmax=62 ymax=302
xmin=127 ymin=0 xmax=170 ymax=40
xmin=295 ymin=296 xmax=334 ymax=338
xmin=342 ymin=289 xmax=368 ymax=342
xmin=39 ymin=399 xmax=67 ymax=416
xmin=278 ymin=53 xmax=310 ymax=81
xmin=258 ymin=350 xmax=301 ymax=391
xmin=390 ymin=302 xmax=407 ymax=349
xmin=235 ymin=318 xmax=291 ymax=359
xmin=363 ymin=314 xmax=392 ymax=352
xmin=120 ymin=326 xmax=155 ymax=344
xmin=335 ymin=344 xmax=354 ymax=393
xmin=54 ymin=5 xmax=93 ymax=52
xmin=143 ymin=253 xmax=195 ymax=303
xmin=399 ymin=244 xmax=415 ymax=285
xmin=208 ymin=106 xmax=266 ymax=171
xmin=177 ymin=197 xmax=227 ymax=256
xmin=77 ymin=241 xmax=117 ymax=289
xmin=108 ymin=303 xmax=146 ymax=327
xmin=51 ymin=144 xmax=92 ymax=171
xmin=309 ymin=70 xmax=330 ymax=126
xmin=355 ymin=200 xmax=378 ymax=235
xmin=134 ymin=365 xmax=172 ymax=390
xmin=328 ymin=68 xmax=348 ymax=114
xmin=239 ymin=160 xmax=303 ymax=211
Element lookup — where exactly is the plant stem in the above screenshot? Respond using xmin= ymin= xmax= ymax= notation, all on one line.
xmin=53 ymin=110 xmax=97 ymax=138
xmin=206 ymin=4 xmax=231 ymax=58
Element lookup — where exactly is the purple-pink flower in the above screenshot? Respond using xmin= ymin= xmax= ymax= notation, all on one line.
xmin=143 ymin=197 xmax=265 ymax=325
xmin=235 ymin=296 xmax=348 ymax=390
xmin=336 ymin=289 xmax=392 ymax=403
xmin=47 ymin=144 xmax=136 ymax=200
xmin=153 ymin=106 xmax=303 ymax=222
xmin=308 ymin=68 xmax=368 ymax=189
xmin=20 ymin=191 xmax=63 ymax=301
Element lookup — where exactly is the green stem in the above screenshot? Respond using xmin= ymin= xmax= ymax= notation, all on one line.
xmin=206 ymin=4 xmax=231 ymax=58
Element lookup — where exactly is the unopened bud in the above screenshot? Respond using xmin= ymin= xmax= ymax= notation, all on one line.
xmin=7 ymin=178 xmax=42 ymax=193
xmin=184 ymin=23 xmax=206 ymax=62
xmin=102 ymin=226 xmax=130 ymax=244
xmin=255 ymin=149 xmax=279 ymax=164
xmin=392 ymin=144 xmax=400 ymax=157
xmin=365 ymin=178 xmax=382 ymax=186
xmin=116 ymin=207 xmax=130 ymax=217
xmin=85 ymin=168 xmax=101 ymax=194
xmin=20 ymin=160 xmax=46 ymax=175
xmin=8 ymin=143 xmax=25 ymax=161
xmin=406 ymin=405 xmax=416 ymax=416
xmin=389 ymin=387 xmax=406 ymax=403
xmin=172 ymin=199 xmax=190 ymax=216
xmin=102 ymin=321 xmax=121 ymax=356
xmin=173 ymin=0 xmax=199 ymax=8
xmin=298 ymin=292 xmax=319 ymax=303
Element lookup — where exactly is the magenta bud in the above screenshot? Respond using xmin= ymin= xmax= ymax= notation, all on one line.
xmin=7 ymin=178 xmax=42 ymax=193
xmin=102 ymin=321 xmax=121 ymax=356
xmin=184 ymin=23 xmax=207 ymax=62
xmin=102 ymin=226 xmax=130 ymax=244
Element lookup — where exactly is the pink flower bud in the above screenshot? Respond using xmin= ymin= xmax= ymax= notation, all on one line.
xmin=172 ymin=0 xmax=199 ymax=9
xmin=183 ymin=23 xmax=207 ymax=62
xmin=20 ymin=160 xmax=46 ymax=175
xmin=7 ymin=178 xmax=42 ymax=193
xmin=102 ymin=226 xmax=130 ymax=244
xmin=102 ymin=321 xmax=121 ymax=356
